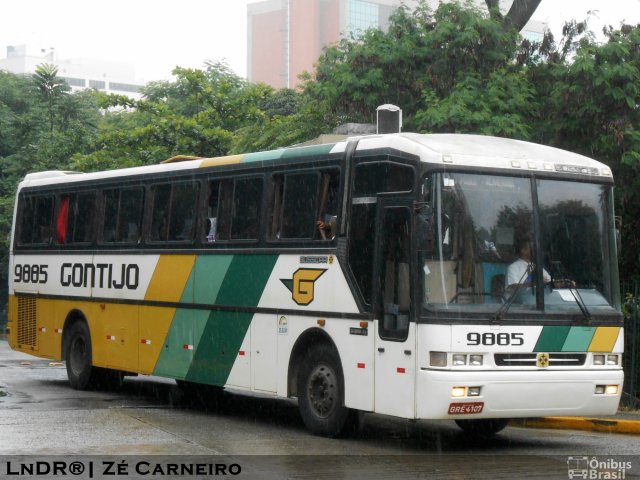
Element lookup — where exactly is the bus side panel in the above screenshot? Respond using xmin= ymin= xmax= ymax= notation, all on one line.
xmin=254 ymin=254 xmax=374 ymax=411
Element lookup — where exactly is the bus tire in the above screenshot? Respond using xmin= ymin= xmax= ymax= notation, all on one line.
xmin=297 ymin=344 xmax=351 ymax=437
xmin=64 ymin=321 xmax=97 ymax=390
xmin=455 ymin=418 xmax=509 ymax=437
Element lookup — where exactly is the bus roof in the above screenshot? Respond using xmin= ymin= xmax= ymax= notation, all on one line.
xmin=18 ymin=133 xmax=612 ymax=190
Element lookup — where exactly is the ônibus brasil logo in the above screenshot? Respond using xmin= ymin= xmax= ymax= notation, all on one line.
xmin=281 ymin=268 xmax=327 ymax=306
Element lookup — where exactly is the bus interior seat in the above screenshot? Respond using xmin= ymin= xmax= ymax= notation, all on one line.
xmin=424 ymin=260 xmax=457 ymax=304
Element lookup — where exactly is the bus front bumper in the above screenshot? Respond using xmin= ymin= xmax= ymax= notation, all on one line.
xmin=417 ymin=368 xmax=623 ymax=420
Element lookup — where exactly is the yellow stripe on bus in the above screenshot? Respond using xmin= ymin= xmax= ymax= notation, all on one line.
xmin=199 ymin=155 xmax=244 ymax=168
xmin=588 ymin=327 xmax=620 ymax=352
xmin=145 ymin=255 xmax=196 ymax=302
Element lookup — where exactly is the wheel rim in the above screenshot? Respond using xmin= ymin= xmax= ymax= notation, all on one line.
xmin=307 ymin=363 xmax=337 ymax=418
xmin=69 ymin=336 xmax=87 ymax=376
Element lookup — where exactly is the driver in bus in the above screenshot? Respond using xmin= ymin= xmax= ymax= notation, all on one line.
xmin=507 ymin=235 xmax=550 ymax=287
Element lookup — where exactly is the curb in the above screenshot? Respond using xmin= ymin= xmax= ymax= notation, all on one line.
xmin=510 ymin=417 xmax=640 ymax=435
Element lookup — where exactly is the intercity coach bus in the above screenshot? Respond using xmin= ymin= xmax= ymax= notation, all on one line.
xmin=7 ymin=133 xmax=623 ymax=437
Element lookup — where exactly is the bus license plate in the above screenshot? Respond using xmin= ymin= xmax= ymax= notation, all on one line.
xmin=448 ymin=402 xmax=484 ymax=415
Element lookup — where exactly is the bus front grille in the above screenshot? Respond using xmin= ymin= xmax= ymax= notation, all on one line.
xmin=494 ymin=353 xmax=586 ymax=367
xmin=17 ymin=297 xmax=37 ymax=348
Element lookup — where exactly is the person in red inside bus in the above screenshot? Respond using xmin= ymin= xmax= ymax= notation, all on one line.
xmin=56 ymin=196 xmax=70 ymax=244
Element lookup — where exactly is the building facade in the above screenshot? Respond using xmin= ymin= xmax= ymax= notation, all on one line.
xmin=247 ymin=0 xmax=418 ymax=89
xmin=247 ymin=0 xmax=546 ymax=89
xmin=0 ymin=45 xmax=143 ymax=99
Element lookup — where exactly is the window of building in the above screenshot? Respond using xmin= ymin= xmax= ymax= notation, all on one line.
xmin=348 ymin=0 xmax=379 ymax=35
xmin=89 ymin=80 xmax=106 ymax=90
xmin=109 ymin=82 xmax=140 ymax=93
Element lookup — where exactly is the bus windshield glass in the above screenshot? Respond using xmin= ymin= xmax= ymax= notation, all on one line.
xmin=419 ymin=172 xmax=618 ymax=318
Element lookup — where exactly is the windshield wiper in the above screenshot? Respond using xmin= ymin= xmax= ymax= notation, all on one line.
xmin=493 ymin=263 xmax=533 ymax=321
xmin=567 ymin=286 xmax=591 ymax=323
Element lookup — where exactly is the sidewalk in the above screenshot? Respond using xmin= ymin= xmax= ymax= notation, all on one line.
xmin=510 ymin=409 xmax=640 ymax=435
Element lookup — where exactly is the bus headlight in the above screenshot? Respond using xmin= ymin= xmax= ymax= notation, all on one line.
xmin=593 ymin=354 xmax=605 ymax=366
xmin=452 ymin=354 xmax=467 ymax=366
xmin=451 ymin=387 xmax=466 ymax=397
xmin=469 ymin=355 xmax=483 ymax=366
xmin=607 ymin=355 xmax=619 ymax=366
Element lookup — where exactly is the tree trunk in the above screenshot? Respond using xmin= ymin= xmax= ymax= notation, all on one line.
xmin=485 ymin=0 xmax=542 ymax=31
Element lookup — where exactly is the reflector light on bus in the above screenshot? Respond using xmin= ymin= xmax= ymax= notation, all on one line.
xmin=430 ymin=351 xmax=447 ymax=367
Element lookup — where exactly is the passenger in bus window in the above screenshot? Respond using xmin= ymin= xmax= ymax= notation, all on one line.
xmin=38 ymin=224 xmax=51 ymax=243
xmin=206 ymin=217 xmax=217 ymax=242
xmin=507 ymin=235 xmax=550 ymax=287
xmin=317 ymin=214 xmax=337 ymax=240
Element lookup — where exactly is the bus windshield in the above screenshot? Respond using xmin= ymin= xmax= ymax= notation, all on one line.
xmin=419 ymin=172 xmax=619 ymax=319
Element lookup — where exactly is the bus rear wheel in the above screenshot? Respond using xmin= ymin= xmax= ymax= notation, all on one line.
xmin=65 ymin=321 xmax=96 ymax=390
xmin=297 ymin=344 xmax=352 ymax=437
xmin=455 ymin=418 xmax=509 ymax=437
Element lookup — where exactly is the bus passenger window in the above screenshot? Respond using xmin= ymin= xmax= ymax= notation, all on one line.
xmin=57 ymin=192 xmax=96 ymax=244
xmin=168 ymin=183 xmax=198 ymax=241
xmin=19 ymin=195 xmax=54 ymax=245
xmin=150 ymin=182 xmax=198 ymax=243
xmin=281 ymin=172 xmax=318 ymax=239
xmin=231 ymin=178 xmax=262 ymax=240
xmin=102 ymin=188 xmax=143 ymax=244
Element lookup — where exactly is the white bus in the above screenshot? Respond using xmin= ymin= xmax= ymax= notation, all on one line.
xmin=7 ymin=133 xmax=623 ymax=437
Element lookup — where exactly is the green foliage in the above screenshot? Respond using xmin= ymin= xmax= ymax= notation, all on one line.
xmin=72 ymin=61 xmax=272 ymax=169
xmin=307 ymin=1 xmax=520 ymax=127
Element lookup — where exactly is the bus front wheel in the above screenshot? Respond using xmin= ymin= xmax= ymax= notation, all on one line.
xmin=455 ymin=418 xmax=509 ymax=437
xmin=297 ymin=344 xmax=352 ymax=437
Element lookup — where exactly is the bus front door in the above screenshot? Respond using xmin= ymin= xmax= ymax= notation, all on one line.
xmin=373 ymin=200 xmax=416 ymax=419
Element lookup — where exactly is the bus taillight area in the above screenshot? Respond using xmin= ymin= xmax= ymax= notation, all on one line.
xmin=416 ymin=368 xmax=623 ymax=420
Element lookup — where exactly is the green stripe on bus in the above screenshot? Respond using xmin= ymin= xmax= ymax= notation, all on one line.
xmin=185 ymin=254 xmax=278 ymax=385
xmin=280 ymin=144 xmax=336 ymax=160
xmin=153 ymin=254 xmax=234 ymax=379
xmin=191 ymin=255 xmax=234 ymax=304
xmin=153 ymin=309 xmax=209 ymax=379
xmin=561 ymin=327 xmax=596 ymax=352
xmin=242 ymin=150 xmax=286 ymax=163
xmin=534 ymin=326 xmax=571 ymax=352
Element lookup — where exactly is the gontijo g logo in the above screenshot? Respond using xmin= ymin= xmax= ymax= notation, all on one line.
xmin=281 ymin=268 xmax=326 ymax=306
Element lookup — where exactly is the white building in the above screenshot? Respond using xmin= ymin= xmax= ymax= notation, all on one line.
xmin=0 ymin=45 xmax=143 ymax=99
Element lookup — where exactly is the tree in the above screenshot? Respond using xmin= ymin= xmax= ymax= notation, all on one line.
xmin=0 ymin=71 xmax=101 ymax=327
xmin=33 ymin=63 xmax=69 ymax=133
xmin=72 ymin=62 xmax=273 ymax=171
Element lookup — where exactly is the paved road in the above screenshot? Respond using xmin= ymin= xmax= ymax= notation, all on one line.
xmin=1 ymin=340 xmax=639 ymax=479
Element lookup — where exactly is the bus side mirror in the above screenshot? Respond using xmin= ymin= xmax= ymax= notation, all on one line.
xmin=615 ymin=216 xmax=622 ymax=253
